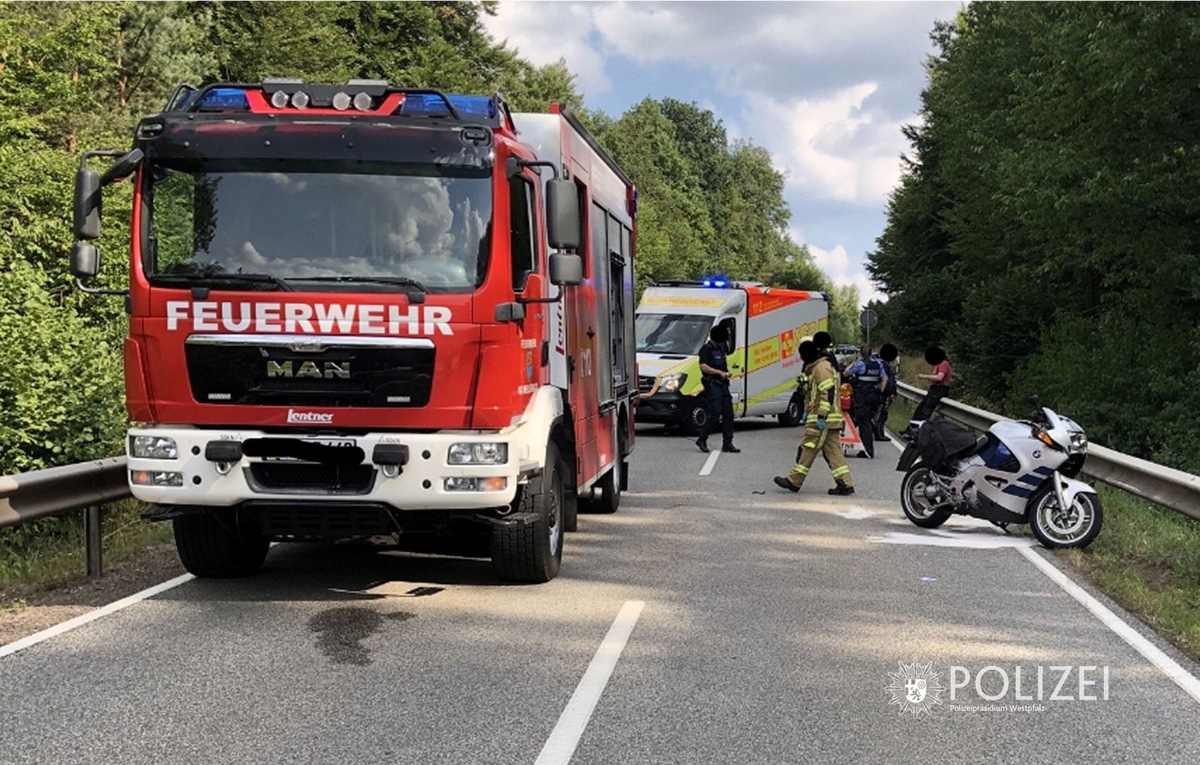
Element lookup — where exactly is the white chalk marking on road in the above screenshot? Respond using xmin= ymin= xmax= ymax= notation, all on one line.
xmin=837 ymin=506 xmax=875 ymax=520
xmin=1018 ymin=546 xmax=1200 ymax=706
xmin=868 ymin=529 xmax=1036 ymax=549
xmin=534 ymin=600 xmax=646 ymax=765
xmin=699 ymin=450 xmax=720 ymax=476
xmin=0 ymin=573 xmax=195 ymax=659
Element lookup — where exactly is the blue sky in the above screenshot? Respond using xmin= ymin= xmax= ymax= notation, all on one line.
xmin=483 ymin=0 xmax=963 ymax=307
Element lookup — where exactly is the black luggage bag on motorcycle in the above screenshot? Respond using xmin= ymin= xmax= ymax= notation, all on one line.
xmin=896 ymin=419 xmax=979 ymax=472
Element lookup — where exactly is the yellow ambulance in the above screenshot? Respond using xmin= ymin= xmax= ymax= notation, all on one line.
xmin=634 ymin=280 xmax=830 ymax=435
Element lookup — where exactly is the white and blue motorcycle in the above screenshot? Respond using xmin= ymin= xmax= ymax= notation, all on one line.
xmin=896 ymin=398 xmax=1103 ymax=548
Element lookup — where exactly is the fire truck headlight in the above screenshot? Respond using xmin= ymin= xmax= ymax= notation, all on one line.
xmin=444 ymin=477 xmax=507 ymax=492
xmin=658 ymin=373 xmax=687 ymax=393
xmin=448 ymin=443 xmax=509 ymax=465
xmin=130 ymin=435 xmax=178 ymax=460
xmin=130 ymin=470 xmax=184 ymax=488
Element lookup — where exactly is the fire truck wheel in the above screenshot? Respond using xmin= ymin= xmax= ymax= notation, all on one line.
xmin=491 ymin=443 xmax=563 ymax=583
xmin=172 ymin=509 xmax=269 ymax=578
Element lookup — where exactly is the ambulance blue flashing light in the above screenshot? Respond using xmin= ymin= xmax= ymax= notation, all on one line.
xmin=702 ymin=277 xmax=729 ymax=288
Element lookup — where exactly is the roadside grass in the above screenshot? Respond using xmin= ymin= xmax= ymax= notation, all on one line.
xmin=0 ymin=500 xmax=171 ymax=608
xmin=890 ymin=390 xmax=1200 ymax=664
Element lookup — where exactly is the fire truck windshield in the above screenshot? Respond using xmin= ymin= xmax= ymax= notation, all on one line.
xmin=635 ymin=314 xmax=712 ymax=355
xmin=143 ymin=160 xmax=492 ymax=294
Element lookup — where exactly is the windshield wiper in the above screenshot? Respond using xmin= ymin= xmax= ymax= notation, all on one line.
xmin=155 ymin=272 xmax=294 ymax=292
xmin=300 ymin=276 xmax=429 ymax=293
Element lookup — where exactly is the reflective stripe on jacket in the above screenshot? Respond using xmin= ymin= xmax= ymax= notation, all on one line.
xmin=804 ymin=357 xmax=844 ymax=426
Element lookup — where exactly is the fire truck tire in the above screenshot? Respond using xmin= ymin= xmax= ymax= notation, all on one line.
xmin=491 ymin=444 xmax=563 ymax=583
xmin=620 ymin=460 xmax=630 ymax=492
xmin=584 ymin=461 xmax=621 ymax=515
xmin=563 ymin=489 xmax=578 ymax=533
xmin=172 ymin=509 xmax=269 ymax=578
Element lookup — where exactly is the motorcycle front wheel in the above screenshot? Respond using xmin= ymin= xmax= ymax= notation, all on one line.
xmin=900 ymin=464 xmax=953 ymax=528
xmin=1029 ymin=486 xmax=1103 ymax=549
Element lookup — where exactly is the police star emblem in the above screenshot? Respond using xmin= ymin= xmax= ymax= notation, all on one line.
xmin=884 ymin=660 xmax=946 ymax=717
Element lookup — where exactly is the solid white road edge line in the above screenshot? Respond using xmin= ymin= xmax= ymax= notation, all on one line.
xmin=0 ymin=572 xmax=196 ymax=659
xmin=699 ymin=450 xmax=720 ymax=476
xmin=1017 ymin=546 xmax=1200 ymax=705
xmin=533 ymin=599 xmax=646 ymax=765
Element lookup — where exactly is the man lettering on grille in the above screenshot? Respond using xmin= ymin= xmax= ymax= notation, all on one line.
xmin=773 ymin=340 xmax=854 ymax=495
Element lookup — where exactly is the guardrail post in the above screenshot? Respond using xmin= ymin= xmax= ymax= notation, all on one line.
xmin=84 ymin=505 xmax=103 ymax=578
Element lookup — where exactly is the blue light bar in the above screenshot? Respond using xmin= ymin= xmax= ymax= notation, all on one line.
xmin=401 ymin=93 xmax=496 ymax=119
xmin=193 ymin=87 xmax=249 ymax=111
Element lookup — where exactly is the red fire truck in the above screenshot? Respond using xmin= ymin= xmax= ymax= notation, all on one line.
xmin=70 ymin=80 xmax=637 ymax=583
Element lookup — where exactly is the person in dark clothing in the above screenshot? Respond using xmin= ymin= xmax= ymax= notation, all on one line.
xmin=813 ymin=330 xmax=842 ymax=373
xmin=695 ymin=325 xmax=740 ymax=453
xmin=842 ymin=346 xmax=887 ymax=459
xmin=912 ymin=346 xmax=952 ymax=422
xmin=874 ymin=343 xmax=899 ymax=441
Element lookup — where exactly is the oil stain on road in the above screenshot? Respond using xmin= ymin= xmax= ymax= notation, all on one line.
xmin=309 ymin=607 xmax=415 ymax=665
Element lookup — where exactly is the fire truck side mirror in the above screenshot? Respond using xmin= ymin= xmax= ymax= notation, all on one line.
xmin=549 ymin=252 xmax=583 ymax=286
xmin=70 ymin=242 xmax=100 ymax=278
xmin=74 ymin=167 xmax=102 ymax=241
xmin=545 ymin=179 xmax=580 ymax=250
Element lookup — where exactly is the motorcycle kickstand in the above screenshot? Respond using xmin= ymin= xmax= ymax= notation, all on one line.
xmin=989 ymin=520 xmax=1011 ymax=534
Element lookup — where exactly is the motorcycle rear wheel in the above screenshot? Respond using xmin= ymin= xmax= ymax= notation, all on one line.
xmin=900 ymin=464 xmax=953 ymax=528
xmin=1029 ymin=486 xmax=1103 ymax=549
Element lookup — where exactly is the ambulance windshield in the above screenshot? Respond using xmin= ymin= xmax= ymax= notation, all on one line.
xmin=143 ymin=160 xmax=492 ymax=294
xmin=635 ymin=314 xmax=712 ymax=355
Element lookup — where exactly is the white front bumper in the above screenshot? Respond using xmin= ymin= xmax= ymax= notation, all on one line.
xmin=127 ymin=426 xmax=525 ymax=510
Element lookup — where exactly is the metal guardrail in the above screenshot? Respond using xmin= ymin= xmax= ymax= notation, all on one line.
xmin=898 ymin=382 xmax=1200 ymax=521
xmin=0 ymin=457 xmax=132 ymax=577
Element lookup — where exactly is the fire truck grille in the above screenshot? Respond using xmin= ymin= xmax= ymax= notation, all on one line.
xmin=637 ymin=376 xmax=656 ymax=394
xmin=186 ymin=340 xmax=435 ymax=407
xmin=246 ymin=463 xmax=376 ymax=495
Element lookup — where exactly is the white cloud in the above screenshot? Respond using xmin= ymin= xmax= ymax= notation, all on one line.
xmin=799 ymin=234 xmax=885 ymax=308
xmin=742 ymin=82 xmax=910 ymax=207
xmin=481 ymin=3 xmax=611 ymax=95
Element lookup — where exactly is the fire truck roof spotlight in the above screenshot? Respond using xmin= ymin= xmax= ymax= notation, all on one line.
xmin=332 ymin=91 xmax=352 ymax=111
xmin=291 ymin=91 xmax=310 ymax=109
xmin=352 ymin=92 xmax=373 ymax=111
xmin=270 ymin=90 xmax=289 ymax=109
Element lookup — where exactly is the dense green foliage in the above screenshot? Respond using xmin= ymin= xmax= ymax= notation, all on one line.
xmin=0 ymin=1 xmax=842 ymax=476
xmin=869 ymin=2 xmax=1200 ymax=470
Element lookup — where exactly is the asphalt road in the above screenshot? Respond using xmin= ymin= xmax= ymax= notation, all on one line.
xmin=2 ymin=418 xmax=1199 ymax=764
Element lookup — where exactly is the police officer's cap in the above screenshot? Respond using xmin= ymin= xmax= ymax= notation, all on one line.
xmin=813 ymin=331 xmax=833 ymax=350
xmin=799 ymin=340 xmax=820 ymax=363
xmin=880 ymin=343 xmax=898 ymax=362
xmin=924 ymin=346 xmax=946 ymax=365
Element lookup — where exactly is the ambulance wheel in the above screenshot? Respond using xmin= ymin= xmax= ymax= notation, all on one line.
xmin=686 ymin=403 xmax=709 ymax=436
xmin=173 ymin=509 xmax=269 ymax=578
xmin=778 ymin=396 xmax=804 ymax=427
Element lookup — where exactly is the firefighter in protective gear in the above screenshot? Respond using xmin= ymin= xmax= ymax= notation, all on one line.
xmin=773 ymin=340 xmax=855 ymax=495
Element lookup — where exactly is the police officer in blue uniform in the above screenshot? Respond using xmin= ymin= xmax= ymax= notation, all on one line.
xmin=695 ymin=325 xmax=740 ymax=453
xmin=843 ymin=345 xmax=888 ymax=458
